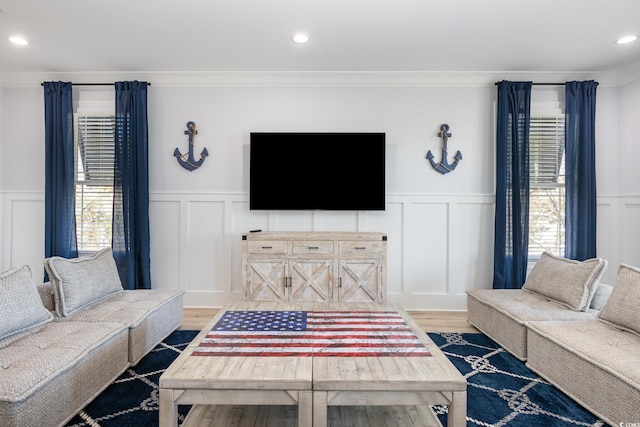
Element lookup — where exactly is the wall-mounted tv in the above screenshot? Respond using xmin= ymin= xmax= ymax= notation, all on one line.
xmin=250 ymin=132 xmax=385 ymax=211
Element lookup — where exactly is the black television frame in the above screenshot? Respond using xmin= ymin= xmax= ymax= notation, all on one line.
xmin=249 ymin=132 xmax=386 ymax=211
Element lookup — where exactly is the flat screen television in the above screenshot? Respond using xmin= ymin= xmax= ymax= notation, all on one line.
xmin=250 ymin=132 xmax=385 ymax=210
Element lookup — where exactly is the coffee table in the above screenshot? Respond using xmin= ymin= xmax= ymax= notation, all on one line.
xmin=159 ymin=301 xmax=466 ymax=427
xmin=159 ymin=301 xmax=315 ymax=427
xmin=311 ymin=303 xmax=466 ymax=427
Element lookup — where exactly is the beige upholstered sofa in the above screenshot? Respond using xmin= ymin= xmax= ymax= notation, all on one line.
xmin=467 ymin=252 xmax=640 ymax=426
xmin=467 ymin=251 xmax=609 ymax=360
xmin=0 ymin=249 xmax=184 ymax=427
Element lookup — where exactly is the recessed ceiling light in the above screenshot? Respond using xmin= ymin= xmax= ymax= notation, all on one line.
xmin=292 ymin=33 xmax=310 ymax=44
xmin=9 ymin=36 xmax=28 ymax=46
xmin=616 ymin=35 xmax=637 ymax=45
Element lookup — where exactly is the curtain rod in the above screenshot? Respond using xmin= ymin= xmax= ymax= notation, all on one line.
xmin=40 ymin=82 xmax=151 ymax=86
xmin=494 ymin=82 xmax=565 ymax=86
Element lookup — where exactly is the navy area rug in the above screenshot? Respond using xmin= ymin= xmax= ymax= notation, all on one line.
xmin=65 ymin=331 xmax=607 ymax=427
xmin=428 ymin=332 xmax=607 ymax=427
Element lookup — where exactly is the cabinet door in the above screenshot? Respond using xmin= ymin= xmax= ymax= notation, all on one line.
xmin=245 ymin=258 xmax=287 ymax=301
xmin=289 ymin=258 xmax=333 ymax=302
xmin=337 ymin=258 xmax=383 ymax=303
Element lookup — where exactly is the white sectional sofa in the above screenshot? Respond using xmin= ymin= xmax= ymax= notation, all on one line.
xmin=467 ymin=252 xmax=640 ymax=426
xmin=0 ymin=249 xmax=184 ymax=427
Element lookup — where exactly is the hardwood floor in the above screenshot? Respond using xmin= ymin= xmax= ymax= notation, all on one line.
xmin=180 ymin=307 xmax=478 ymax=333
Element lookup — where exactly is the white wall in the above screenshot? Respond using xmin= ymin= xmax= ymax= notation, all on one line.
xmin=1 ymin=72 xmax=637 ymax=309
xmin=0 ymin=85 xmax=4 ymax=265
xmin=615 ymin=79 xmax=640 ymax=268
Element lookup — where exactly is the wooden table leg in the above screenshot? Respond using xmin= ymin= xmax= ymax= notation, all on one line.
xmin=448 ymin=390 xmax=467 ymax=427
xmin=313 ymin=391 xmax=328 ymax=427
xmin=159 ymin=388 xmax=178 ymax=427
xmin=298 ymin=390 xmax=313 ymax=427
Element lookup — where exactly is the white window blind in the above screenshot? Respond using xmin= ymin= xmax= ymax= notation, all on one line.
xmin=528 ymin=115 xmax=565 ymax=257
xmin=75 ymin=113 xmax=115 ymax=252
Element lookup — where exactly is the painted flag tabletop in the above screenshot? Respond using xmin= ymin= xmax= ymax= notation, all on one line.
xmin=192 ymin=310 xmax=432 ymax=357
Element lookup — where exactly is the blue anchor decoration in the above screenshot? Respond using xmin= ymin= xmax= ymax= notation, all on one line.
xmin=426 ymin=123 xmax=462 ymax=175
xmin=174 ymin=121 xmax=208 ymax=171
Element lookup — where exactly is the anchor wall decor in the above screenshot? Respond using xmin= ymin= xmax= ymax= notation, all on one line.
xmin=426 ymin=123 xmax=462 ymax=175
xmin=174 ymin=121 xmax=208 ymax=171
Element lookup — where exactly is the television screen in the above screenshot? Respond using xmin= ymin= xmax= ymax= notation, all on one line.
xmin=250 ymin=132 xmax=385 ymax=210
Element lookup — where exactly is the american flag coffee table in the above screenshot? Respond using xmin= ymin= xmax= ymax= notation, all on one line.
xmin=159 ymin=301 xmax=466 ymax=427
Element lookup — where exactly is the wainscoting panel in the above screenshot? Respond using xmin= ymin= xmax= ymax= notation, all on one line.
xmin=0 ymin=191 xmax=626 ymax=311
xmin=448 ymin=202 xmax=495 ymax=295
xmin=402 ymin=202 xmax=449 ymax=296
xmin=596 ymin=202 xmax=613 ymax=285
xmin=624 ymin=201 xmax=640 ymax=267
xmin=5 ymin=197 xmax=45 ymax=281
xmin=186 ymin=201 xmax=225 ymax=295
xmin=270 ymin=210 xmax=315 ymax=231
xmin=149 ymin=200 xmax=181 ymax=292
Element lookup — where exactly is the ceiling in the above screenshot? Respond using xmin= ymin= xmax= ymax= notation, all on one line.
xmin=0 ymin=0 xmax=639 ymax=75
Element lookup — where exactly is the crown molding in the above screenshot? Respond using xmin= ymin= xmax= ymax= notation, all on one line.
xmin=614 ymin=60 xmax=640 ymax=86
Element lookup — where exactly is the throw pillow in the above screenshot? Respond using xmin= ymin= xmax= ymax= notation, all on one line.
xmin=523 ymin=251 xmax=607 ymax=311
xmin=45 ymin=248 xmax=124 ymax=317
xmin=589 ymin=283 xmax=613 ymax=310
xmin=599 ymin=264 xmax=640 ymax=335
xmin=0 ymin=265 xmax=53 ymax=341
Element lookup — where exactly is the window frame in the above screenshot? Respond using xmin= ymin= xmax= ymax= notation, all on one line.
xmin=528 ymin=102 xmax=566 ymax=265
xmin=73 ymin=96 xmax=116 ymax=255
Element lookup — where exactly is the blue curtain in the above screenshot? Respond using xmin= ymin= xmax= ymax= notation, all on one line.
xmin=44 ymin=82 xmax=78 ymax=263
xmin=113 ymin=81 xmax=151 ymax=290
xmin=565 ymin=81 xmax=598 ymax=261
xmin=493 ymin=81 xmax=532 ymax=289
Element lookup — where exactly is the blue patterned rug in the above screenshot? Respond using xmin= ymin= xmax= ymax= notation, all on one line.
xmin=64 ymin=330 xmax=607 ymax=426
xmin=428 ymin=332 xmax=607 ymax=427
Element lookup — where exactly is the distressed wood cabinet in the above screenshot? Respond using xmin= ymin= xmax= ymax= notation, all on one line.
xmin=242 ymin=231 xmax=387 ymax=303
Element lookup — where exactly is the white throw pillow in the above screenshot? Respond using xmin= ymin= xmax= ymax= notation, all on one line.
xmin=45 ymin=248 xmax=124 ymax=317
xmin=0 ymin=265 xmax=53 ymax=341
xmin=589 ymin=283 xmax=613 ymax=310
xmin=523 ymin=251 xmax=607 ymax=311
xmin=599 ymin=264 xmax=640 ymax=335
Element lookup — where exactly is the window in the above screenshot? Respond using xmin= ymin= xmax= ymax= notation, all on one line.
xmin=74 ymin=112 xmax=115 ymax=252
xmin=528 ymin=114 xmax=565 ymax=257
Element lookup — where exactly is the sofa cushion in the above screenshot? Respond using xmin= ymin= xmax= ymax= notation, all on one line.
xmin=599 ymin=264 xmax=640 ymax=335
xmin=0 ymin=321 xmax=129 ymax=427
xmin=526 ymin=319 xmax=640 ymax=427
xmin=522 ymin=252 xmax=607 ymax=311
xmin=466 ymin=289 xmax=599 ymax=361
xmin=60 ymin=289 xmax=185 ymax=364
xmin=45 ymin=248 xmax=123 ymax=317
xmin=0 ymin=265 xmax=53 ymax=343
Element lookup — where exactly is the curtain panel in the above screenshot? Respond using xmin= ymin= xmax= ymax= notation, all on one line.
xmin=113 ymin=81 xmax=151 ymax=290
xmin=493 ymin=81 xmax=532 ymax=289
xmin=44 ymin=81 xmax=78 ymax=263
xmin=565 ymin=81 xmax=598 ymax=261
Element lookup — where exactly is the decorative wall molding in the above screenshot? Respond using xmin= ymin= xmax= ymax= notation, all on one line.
xmin=5 ymin=190 xmax=636 ymax=310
